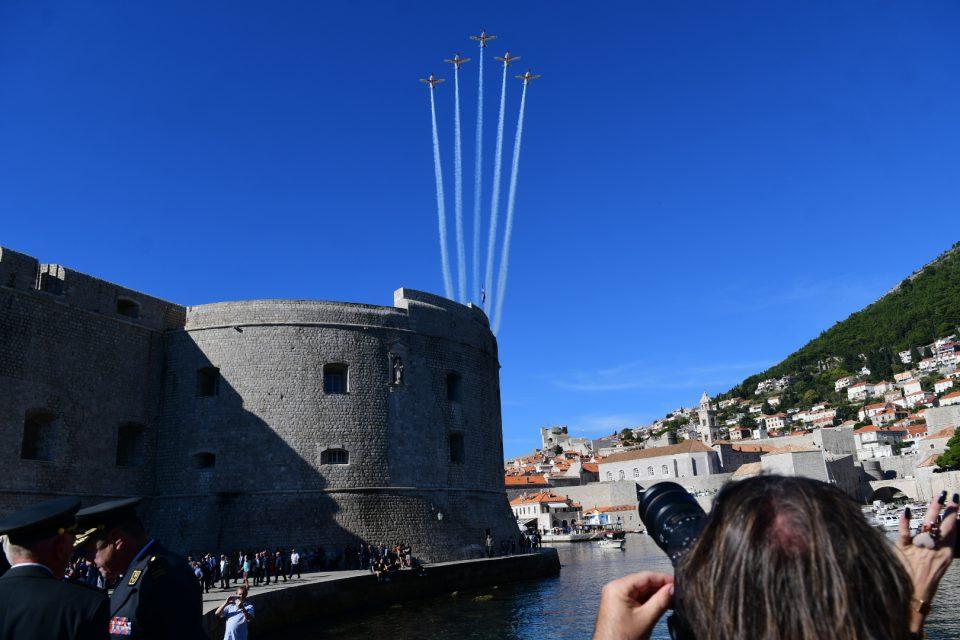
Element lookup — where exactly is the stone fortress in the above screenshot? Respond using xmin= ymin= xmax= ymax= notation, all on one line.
xmin=0 ymin=246 xmax=518 ymax=561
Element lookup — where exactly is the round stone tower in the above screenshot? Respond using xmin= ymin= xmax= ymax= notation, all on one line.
xmin=149 ymin=289 xmax=516 ymax=561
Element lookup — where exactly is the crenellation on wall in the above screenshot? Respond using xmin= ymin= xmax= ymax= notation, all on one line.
xmin=0 ymin=247 xmax=40 ymax=291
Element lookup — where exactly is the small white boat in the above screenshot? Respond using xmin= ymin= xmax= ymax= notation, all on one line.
xmin=597 ymin=538 xmax=625 ymax=549
xmin=875 ymin=511 xmax=924 ymax=531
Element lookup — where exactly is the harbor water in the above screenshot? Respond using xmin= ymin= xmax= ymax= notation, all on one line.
xmin=297 ymin=534 xmax=960 ymax=640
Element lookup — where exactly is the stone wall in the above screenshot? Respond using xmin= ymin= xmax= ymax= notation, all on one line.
xmin=0 ymin=247 xmax=184 ymax=514
xmin=0 ymin=247 xmax=515 ymax=562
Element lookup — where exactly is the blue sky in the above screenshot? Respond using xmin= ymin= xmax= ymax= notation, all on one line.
xmin=2 ymin=2 xmax=958 ymax=458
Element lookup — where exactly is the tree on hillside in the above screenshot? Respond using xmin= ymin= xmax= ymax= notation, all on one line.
xmin=802 ymin=389 xmax=820 ymax=406
xmin=761 ymin=401 xmax=775 ymax=415
xmin=741 ymin=414 xmax=757 ymax=429
xmin=835 ymin=405 xmax=858 ymax=423
xmin=910 ymin=346 xmax=922 ymax=364
xmin=936 ymin=431 xmax=960 ymax=470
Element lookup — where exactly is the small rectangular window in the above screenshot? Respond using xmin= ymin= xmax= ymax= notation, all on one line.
xmin=449 ymin=432 xmax=465 ymax=463
xmin=197 ymin=367 xmax=220 ymax=397
xmin=321 ymin=448 xmax=349 ymax=465
xmin=116 ymin=422 xmax=145 ymax=467
xmin=446 ymin=372 xmax=462 ymax=402
xmin=21 ymin=410 xmax=58 ymax=461
xmin=116 ymin=298 xmax=140 ymax=319
xmin=193 ymin=452 xmax=216 ymax=469
xmin=324 ymin=364 xmax=348 ymax=395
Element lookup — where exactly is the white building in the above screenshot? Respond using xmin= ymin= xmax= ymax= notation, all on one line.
xmin=835 ymin=376 xmax=858 ymax=392
xmin=903 ymin=380 xmax=923 ymax=396
xmin=599 ymin=440 xmax=722 ymax=484
xmin=510 ymin=491 xmax=583 ymax=533
xmin=936 ymin=379 xmax=956 ymax=395
xmin=942 ymin=391 xmax=960 ymax=407
xmin=894 ymin=371 xmax=915 ymax=384
xmin=847 ymin=381 xmax=873 ymax=401
xmin=853 ymin=425 xmax=906 ymax=460
xmin=759 ymin=413 xmax=789 ymax=431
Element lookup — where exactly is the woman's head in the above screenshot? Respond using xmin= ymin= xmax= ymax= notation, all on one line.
xmin=674 ymin=475 xmax=912 ymax=640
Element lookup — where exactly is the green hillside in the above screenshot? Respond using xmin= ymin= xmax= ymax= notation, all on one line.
xmin=725 ymin=241 xmax=960 ymax=404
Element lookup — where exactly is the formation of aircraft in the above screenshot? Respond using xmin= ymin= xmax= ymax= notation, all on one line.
xmin=494 ymin=51 xmax=520 ymax=67
xmin=470 ymin=29 xmax=497 ymax=48
xmin=516 ymin=70 xmax=542 ymax=85
xmin=419 ymin=74 xmax=445 ymax=89
xmin=422 ymin=33 xmax=542 ymax=88
xmin=444 ymin=53 xmax=471 ymax=70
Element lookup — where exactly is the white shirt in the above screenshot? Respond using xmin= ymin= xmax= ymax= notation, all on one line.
xmin=290 ymin=552 xmax=300 ymax=565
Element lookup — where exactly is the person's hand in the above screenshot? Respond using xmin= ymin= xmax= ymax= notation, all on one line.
xmin=894 ymin=491 xmax=958 ymax=634
xmin=592 ymin=571 xmax=673 ymax=640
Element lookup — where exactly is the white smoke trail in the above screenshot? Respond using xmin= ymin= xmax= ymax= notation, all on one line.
xmin=483 ymin=62 xmax=508 ymax=314
xmin=429 ymin=88 xmax=454 ymax=299
xmin=453 ymin=66 xmax=466 ymax=303
xmin=472 ymin=47 xmax=484 ymax=305
xmin=492 ymin=81 xmax=528 ymax=334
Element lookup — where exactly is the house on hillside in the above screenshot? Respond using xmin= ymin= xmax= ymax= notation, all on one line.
xmin=835 ymin=376 xmax=858 ymax=392
xmin=854 ymin=425 xmax=906 ymax=460
xmin=935 ymin=379 xmax=955 ymax=394
xmin=942 ymin=391 xmax=960 ymax=407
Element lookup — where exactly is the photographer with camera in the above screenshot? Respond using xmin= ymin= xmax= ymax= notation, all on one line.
xmin=593 ymin=475 xmax=957 ymax=640
xmin=216 ymin=585 xmax=255 ymax=640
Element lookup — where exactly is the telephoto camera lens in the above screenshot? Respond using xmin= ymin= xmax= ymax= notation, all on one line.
xmin=638 ymin=482 xmax=707 ymax=566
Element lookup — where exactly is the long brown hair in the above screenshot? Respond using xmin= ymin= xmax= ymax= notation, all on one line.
xmin=674 ymin=475 xmax=912 ymax=640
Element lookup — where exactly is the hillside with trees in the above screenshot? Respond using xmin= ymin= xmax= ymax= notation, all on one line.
xmin=723 ymin=242 xmax=960 ymax=406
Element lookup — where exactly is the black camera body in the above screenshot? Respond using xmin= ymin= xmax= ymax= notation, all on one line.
xmin=638 ymin=481 xmax=707 ymax=565
xmin=638 ymin=482 xmax=708 ymax=640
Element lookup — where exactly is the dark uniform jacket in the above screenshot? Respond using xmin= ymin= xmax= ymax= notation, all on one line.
xmin=0 ymin=564 xmax=110 ymax=640
xmin=108 ymin=542 xmax=206 ymax=639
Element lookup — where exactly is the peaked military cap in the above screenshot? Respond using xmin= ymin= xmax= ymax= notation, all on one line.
xmin=0 ymin=497 xmax=80 ymax=544
xmin=74 ymin=497 xmax=142 ymax=547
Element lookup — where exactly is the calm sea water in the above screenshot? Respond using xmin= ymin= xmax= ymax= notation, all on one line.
xmin=288 ymin=534 xmax=960 ymax=640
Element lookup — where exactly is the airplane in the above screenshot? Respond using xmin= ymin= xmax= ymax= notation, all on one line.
xmin=444 ymin=53 xmax=471 ymax=69
xmin=516 ymin=70 xmax=542 ymax=85
xmin=419 ymin=74 xmax=445 ymax=89
xmin=494 ymin=51 xmax=520 ymax=66
xmin=470 ymin=29 xmax=497 ymax=48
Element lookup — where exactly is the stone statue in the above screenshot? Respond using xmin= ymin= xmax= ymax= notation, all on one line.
xmin=392 ymin=355 xmax=404 ymax=385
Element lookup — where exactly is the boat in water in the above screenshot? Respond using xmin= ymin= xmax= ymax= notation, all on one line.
xmin=597 ymin=538 xmax=625 ymax=549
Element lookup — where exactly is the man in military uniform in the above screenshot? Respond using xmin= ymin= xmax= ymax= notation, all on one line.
xmin=0 ymin=497 xmax=110 ymax=639
xmin=75 ymin=497 xmax=206 ymax=639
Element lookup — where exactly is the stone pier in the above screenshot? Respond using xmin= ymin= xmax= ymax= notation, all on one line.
xmin=201 ymin=550 xmax=561 ymax=638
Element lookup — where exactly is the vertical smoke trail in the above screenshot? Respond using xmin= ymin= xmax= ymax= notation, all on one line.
xmin=429 ymin=88 xmax=454 ymax=299
xmin=483 ymin=62 xmax=508 ymax=314
xmin=492 ymin=81 xmax=528 ymax=334
xmin=453 ymin=66 xmax=466 ymax=303
xmin=471 ymin=48 xmax=484 ymax=305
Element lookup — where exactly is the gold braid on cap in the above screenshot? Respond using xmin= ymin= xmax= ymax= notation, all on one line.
xmin=73 ymin=525 xmax=104 ymax=547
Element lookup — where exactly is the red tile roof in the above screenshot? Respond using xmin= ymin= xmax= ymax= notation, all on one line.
xmin=504 ymin=475 xmax=549 ymax=487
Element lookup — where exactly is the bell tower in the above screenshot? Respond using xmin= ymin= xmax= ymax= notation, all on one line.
xmin=697 ymin=391 xmax=720 ymax=446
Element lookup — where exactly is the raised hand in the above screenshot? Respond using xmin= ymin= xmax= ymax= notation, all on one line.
xmin=894 ymin=491 xmax=958 ymax=634
xmin=592 ymin=571 xmax=674 ymax=640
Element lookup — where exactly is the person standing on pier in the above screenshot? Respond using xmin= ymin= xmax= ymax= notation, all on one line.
xmin=215 ymin=585 xmax=254 ymax=640
xmin=290 ymin=549 xmax=301 ymax=579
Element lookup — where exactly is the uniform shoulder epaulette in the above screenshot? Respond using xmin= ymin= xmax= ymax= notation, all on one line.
xmin=146 ymin=556 xmax=167 ymax=579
